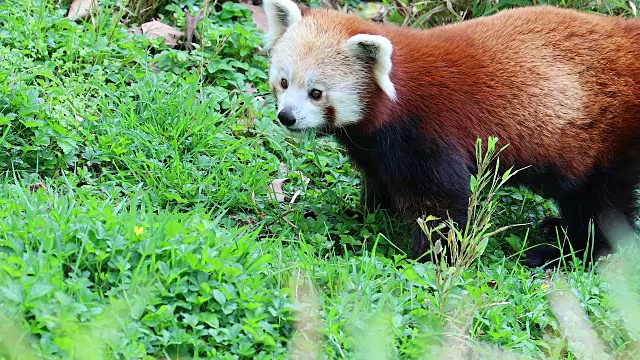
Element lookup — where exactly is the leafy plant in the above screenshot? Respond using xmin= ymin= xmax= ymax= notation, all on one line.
xmin=154 ymin=2 xmax=269 ymax=92
xmin=416 ymin=137 xmax=525 ymax=314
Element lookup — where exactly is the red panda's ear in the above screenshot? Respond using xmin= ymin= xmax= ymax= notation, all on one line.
xmin=263 ymin=0 xmax=302 ymax=51
xmin=345 ymin=34 xmax=397 ymax=101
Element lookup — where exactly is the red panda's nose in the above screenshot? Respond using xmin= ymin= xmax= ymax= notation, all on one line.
xmin=277 ymin=110 xmax=296 ymax=127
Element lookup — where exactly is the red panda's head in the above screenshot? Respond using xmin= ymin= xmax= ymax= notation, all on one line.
xmin=263 ymin=0 xmax=397 ymax=135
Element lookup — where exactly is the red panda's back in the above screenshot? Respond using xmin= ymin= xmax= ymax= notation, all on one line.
xmin=349 ymin=6 xmax=640 ymax=179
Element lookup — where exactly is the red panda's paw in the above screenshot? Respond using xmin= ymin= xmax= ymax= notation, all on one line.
xmin=359 ymin=186 xmax=381 ymax=213
xmin=538 ymin=216 xmax=564 ymax=239
xmin=359 ymin=176 xmax=393 ymax=213
xmin=522 ymin=245 xmax=561 ymax=268
xmin=524 ymin=217 xmax=564 ymax=268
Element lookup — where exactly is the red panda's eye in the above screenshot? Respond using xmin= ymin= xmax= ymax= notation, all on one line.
xmin=280 ymin=78 xmax=288 ymax=89
xmin=309 ymin=89 xmax=322 ymax=100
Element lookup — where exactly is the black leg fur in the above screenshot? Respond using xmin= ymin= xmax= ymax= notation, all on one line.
xmin=525 ymin=155 xmax=640 ymax=268
xmin=336 ymin=118 xmax=471 ymax=261
xmin=524 ymin=190 xmax=601 ymax=268
xmin=411 ymin=207 xmax=468 ymax=264
xmin=360 ymin=174 xmax=394 ymax=213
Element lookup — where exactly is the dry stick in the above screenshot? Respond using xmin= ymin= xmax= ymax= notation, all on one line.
xmin=184 ymin=7 xmax=204 ymax=51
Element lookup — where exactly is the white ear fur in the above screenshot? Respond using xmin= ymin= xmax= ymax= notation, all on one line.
xmin=263 ymin=0 xmax=302 ymax=50
xmin=345 ymin=34 xmax=397 ymax=101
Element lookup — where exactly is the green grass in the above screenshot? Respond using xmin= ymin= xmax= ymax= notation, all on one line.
xmin=1 ymin=0 xmax=640 ymax=359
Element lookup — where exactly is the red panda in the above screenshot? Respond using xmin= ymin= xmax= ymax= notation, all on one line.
xmin=263 ymin=0 xmax=640 ymax=267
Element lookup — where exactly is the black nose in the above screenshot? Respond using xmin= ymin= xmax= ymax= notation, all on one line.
xmin=277 ymin=110 xmax=296 ymax=127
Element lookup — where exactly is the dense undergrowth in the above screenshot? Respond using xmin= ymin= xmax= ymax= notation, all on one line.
xmin=1 ymin=0 xmax=639 ymax=358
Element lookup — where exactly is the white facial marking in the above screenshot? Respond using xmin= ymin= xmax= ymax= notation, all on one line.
xmin=278 ymin=86 xmax=325 ymax=130
xmin=331 ymin=84 xmax=365 ymax=127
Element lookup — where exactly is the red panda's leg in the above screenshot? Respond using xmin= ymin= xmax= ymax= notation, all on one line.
xmin=411 ymin=207 xmax=468 ymax=264
xmin=525 ymin=159 xmax=640 ymax=268
xmin=360 ymin=174 xmax=394 ymax=213
xmin=520 ymin=216 xmax=565 ymax=267
xmin=367 ymin=121 xmax=472 ymax=263
xmin=538 ymin=216 xmax=563 ymax=237
xmin=524 ymin=186 xmax=602 ymax=268
xmin=589 ymin=157 xmax=640 ymax=256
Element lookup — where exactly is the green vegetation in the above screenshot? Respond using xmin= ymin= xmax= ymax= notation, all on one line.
xmin=1 ymin=0 xmax=639 ymax=358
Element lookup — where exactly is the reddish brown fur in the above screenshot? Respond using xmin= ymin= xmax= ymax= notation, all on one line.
xmin=324 ymin=105 xmax=337 ymax=126
xmin=303 ymin=7 xmax=640 ymax=181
